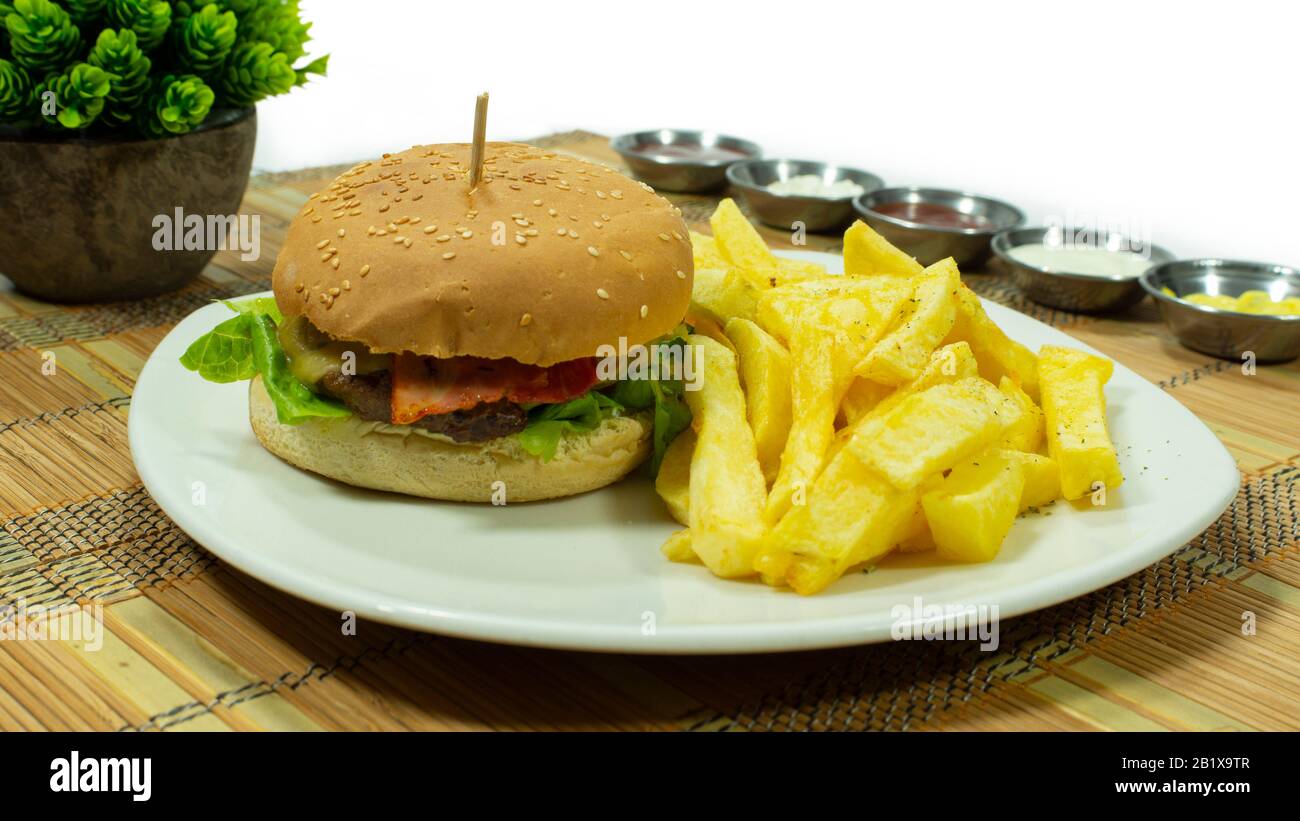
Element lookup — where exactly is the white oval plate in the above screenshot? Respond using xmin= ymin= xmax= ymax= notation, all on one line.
xmin=129 ymin=251 xmax=1238 ymax=654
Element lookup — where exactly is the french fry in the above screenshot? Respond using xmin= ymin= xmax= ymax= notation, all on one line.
xmin=755 ymin=275 xmax=911 ymax=345
xmin=1000 ymin=449 xmax=1061 ymax=510
xmin=894 ymin=476 xmax=943 ymax=553
xmin=998 ymin=376 xmax=1045 ymax=452
xmin=660 ymin=529 xmax=698 ymax=564
xmin=725 ymin=318 xmax=792 ymax=485
xmin=764 ymin=298 xmax=885 ymax=523
xmin=838 ymin=377 xmax=894 ymax=427
xmin=690 ymin=231 xmax=726 ymax=270
xmin=855 ymin=258 xmax=960 ymax=385
xmin=683 ymin=335 xmax=767 ymax=577
xmin=1039 ymin=345 xmax=1123 ymax=501
xmin=690 ymin=266 xmax=761 ymax=326
xmin=709 ymin=198 xmax=777 ymax=289
xmin=655 ymin=428 xmax=695 ymax=526
xmin=756 ymin=451 xmax=919 ymax=594
xmin=848 ymin=377 xmax=1006 ymax=490
xmin=772 ymin=257 xmax=828 ymax=286
xmin=843 ymin=219 xmax=923 ymax=277
xmin=922 ymin=449 xmax=1026 ymax=563
xmin=945 ymin=285 xmax=1040 ymax=401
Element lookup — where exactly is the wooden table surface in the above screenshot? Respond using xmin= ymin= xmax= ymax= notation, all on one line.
xmin=0 ymin=130 xmax=1296 ymax=731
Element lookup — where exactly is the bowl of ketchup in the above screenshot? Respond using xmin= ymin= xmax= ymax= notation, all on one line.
xmin=611 ymin=130 xmax=761 ymax=193
xmin=853 ymin=187 xmax=1023 ymax=268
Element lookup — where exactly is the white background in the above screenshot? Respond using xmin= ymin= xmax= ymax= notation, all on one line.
xmin=254 ymin=0 xmax=1297 ymax=264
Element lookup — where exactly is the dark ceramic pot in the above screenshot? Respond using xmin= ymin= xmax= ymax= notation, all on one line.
xmin=0 ymin=107 xmax=257 ymax=303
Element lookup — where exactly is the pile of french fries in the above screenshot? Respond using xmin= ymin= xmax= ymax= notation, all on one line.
xmin=656 ymin=199 xmax=1124 ymax=595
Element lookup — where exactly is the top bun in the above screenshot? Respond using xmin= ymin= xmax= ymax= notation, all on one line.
xmin=272 ymin=142 xmax=694 ymax=366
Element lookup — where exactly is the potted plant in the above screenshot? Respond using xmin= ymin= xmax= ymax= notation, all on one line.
xmin=0 ymin=0 xmax=327 ymax=302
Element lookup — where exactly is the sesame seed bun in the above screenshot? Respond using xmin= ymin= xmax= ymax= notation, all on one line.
xmin=273 ymin=142 xmax=694 ymax=366
xmin=249 ymin=377 xmax=651 ymax=502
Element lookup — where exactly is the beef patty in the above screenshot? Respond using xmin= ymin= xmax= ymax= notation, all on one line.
xmin=318 ymin=370 xmax=527 ymax=443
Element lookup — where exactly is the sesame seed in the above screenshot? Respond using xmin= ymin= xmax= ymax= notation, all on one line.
xmin=568 ymin=229 xmax=579 ymax=238
xmin=555 ymin=228 xmax=566 ymax=236
xmin=311 ymin=216 xmax=322 ymax=223
xmin=672 ymin=231 xmax=684 ymax=241
xmin=516 ymin=235 xmax=527 ymax=245
xmin=461 ymin=230 xmax=473 ymax=238
xmin=588 ymin=246 xmax=600 ymax=257
xmin=316 ymin=239 xmax=330 ymax=249
xmin=394 ymin=236 xmax=405 ymax=244
xmin=423 ymin=225 xmax=436 ymax=234
xmin=596 ymin=288 xmax=610 ymax=299
xmin=526 ymin=228 xmax=538 ymax=237
xmin=442 ymin=252 xmax=456 ymax=260
xmin=620 ymin=251 xmax=633 ymax=261
xmin=403 ymin=238 xmax=412 ymax=248
xmin=437 ymin=235 xmax=451 ymax=242
xmin=360 ymin=264 xmax=371 ymax=276
xmin=593 ymin=221 xmax=603 ymax=228
xmin=379 ymin=204 xmax=390 ymax=212
xmin=532 ymin=199 xmax=543 ymax=206
xmin=410 ymin=217 xmax=421 ymax=224
xmin=328 ymin=287 xmax=340 ymax=296
xmin=640 ymin=304 xmax=648 ymax=318
xmin=367 ymin=226 xmax=376 ymax=236
xmin=396 ymin=216 xmax=410 ymax=224
xmin=519 ymin=313 xmax=533 ymax=326
xmin=596 ymin=191 xmax=607 ymax=199
xmin=338 ymin=229 xmax=346 ymax=237
xmin=547 ymin=208 xmax=558 ymax=217
xmin=331 ymin=258 xmax=340 ymax=269
xmin=611 ymin=190 xmax=623 ymax=200
xmin=676 ymin=270 xmax=687 ymax=279
xmin=514 ymin=218 xmax=529 ymax=227
xmin=343 ymin=279 xmax=351 ymax=290
xmin=658 ymin=233 xmax=671 ymax=241
xmin=294 ymin=282 xmax=304 ymax=293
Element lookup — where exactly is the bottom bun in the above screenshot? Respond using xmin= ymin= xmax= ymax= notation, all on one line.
xmin=249 ymin=377 xmax=651 ymax=502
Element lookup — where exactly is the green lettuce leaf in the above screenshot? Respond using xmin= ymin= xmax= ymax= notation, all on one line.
xmin=179 ymin=298 xmax=348 ymax=425
xmin=518 ymin=391 xmax=625 ymax=462
xmin=178 ymin=313 xmax=257 ymax=383
xmin=606 ymin=331 xmax=693 ymax=474
xmin=247 ymin=312 xmax=351 ymax=425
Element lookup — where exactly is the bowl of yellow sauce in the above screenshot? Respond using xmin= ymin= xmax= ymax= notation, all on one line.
xmin=1141 ymin=259 xmax=1300 ymax=363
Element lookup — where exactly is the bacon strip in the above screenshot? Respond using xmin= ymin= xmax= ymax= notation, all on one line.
xmin=391 ymin=353 xmax=598 ymax=424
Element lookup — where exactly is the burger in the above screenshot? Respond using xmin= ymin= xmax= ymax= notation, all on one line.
xmin=180 ymin=142 xmax=695 ymax=502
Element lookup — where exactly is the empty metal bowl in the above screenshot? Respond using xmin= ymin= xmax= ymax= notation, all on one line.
xmin=992 ymin=226 xmax=1175 ymax=313
xmin=1141 ymin=259 xmax=1300 ymax=363
xmin=853 ymin=187 xmax=1023 ymax=268
xmin=610 ymin=129 xmax=760 ymax=193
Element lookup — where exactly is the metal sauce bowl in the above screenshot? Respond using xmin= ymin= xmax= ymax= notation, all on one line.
xmin=726 ymin=159 xmax=883 ymax=233
xmin=1141 ymin=259 xmax=1300 ymax=363
xmin=992 ymin=226 xmax=1175 ymax=313
xmin=853 ymin=187 xmax=1023 ymax=268
xmin=610 ymin=130 xmax=760 ymax=193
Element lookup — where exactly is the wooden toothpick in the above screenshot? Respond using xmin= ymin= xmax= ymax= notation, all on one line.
xmin=469 ymin=92 xmax=489 ymax=191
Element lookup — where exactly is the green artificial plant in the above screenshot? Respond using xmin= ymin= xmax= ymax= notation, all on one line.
xmin=0 ymin=0 xmax=325 ymax=135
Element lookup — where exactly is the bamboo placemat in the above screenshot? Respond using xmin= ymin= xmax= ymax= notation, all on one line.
xmin=0 ymin=130 xmax=1296 ymax=732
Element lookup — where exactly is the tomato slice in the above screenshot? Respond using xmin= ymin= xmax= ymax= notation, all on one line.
xmin=391 ymin=354 xmax=598 ymax=424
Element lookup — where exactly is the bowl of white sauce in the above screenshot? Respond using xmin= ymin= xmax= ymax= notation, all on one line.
xmin=992 ymin=226 xmax=1176 ymax=313
xmin=726 ymin=159 xmax=883 ymax=233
